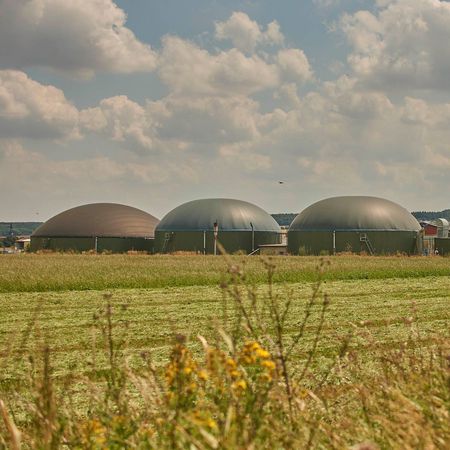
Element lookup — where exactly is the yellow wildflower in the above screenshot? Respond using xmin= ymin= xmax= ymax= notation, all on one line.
xmin=225 ymin=358 xmax=237 ymax=368
xmin=261 ymin=359 xmax=276 ymax=370
xmin=206 ymin=418 xmax=218 ymax=430
xmin=230 ymin=369 xmax=240 ymax=379
xmin=256 ymin=348 xmax=271 ymax=359
xmin=232 ymin=379 xmax=247 ymax=390
xmin=242 ymin=355 xmax=255 ymax=364
xmin=187 ymin=382 xmax=197 ymax=392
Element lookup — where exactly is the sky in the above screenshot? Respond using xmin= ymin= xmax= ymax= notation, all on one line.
xmin=1 ymin=0 xmax=450 ymax=221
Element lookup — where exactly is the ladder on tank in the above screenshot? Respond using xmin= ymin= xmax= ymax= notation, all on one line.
xmin=360 ymin=233 xmax=374 ymax=255
xmin=161 ymin=233 xmax=173 ymax=254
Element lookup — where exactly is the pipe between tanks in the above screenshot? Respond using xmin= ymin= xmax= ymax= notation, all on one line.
xmin=213 ymin=221 xmax=218 ymax=255
xmin=250 ymin=222 xmax=254 ymax=252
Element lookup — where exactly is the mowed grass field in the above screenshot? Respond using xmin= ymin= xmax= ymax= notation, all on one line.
xmin=1 ymin=253 xmax=449 ymax=383
xmin=0 ymin=254 xmax=449 ymax=448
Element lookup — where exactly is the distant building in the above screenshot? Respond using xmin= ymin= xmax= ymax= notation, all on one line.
xmin=419 ymin=219 xmax=450 ymax=255
xmin=430 ymin=218 xmax=449 ymax=238
xmin=15 ymin=237 xmax=31 ymax=251
xmin=420 ymin=222 xmax=438 ymax=236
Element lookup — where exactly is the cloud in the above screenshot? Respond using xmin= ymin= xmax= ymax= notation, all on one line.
xmin=215 ymin=11 xmax=284 ymax=53
xmin=156 ymin=28 xmax=313 ymax=98
xmin=0 ymin=140 xmax=198 ymax=194
xmin=219 ymin=142 xmax=272 ymax=172
xmin=68 ymin=13 xmax=313 ymax=160
xmin=323 ymin=76 xmax=393 ymax=119
xmin=274 ymin=83 xmax=302 ymax=110
xmin=152 ymin=95 xmax=261 ymax=144
xmin=158 ymin=36 xmax=280 ymax=96
xmin=277 ymin=49 xmax=314 ymax=83
xmin=0 ymin=0 xmax=157 ymax=77
xmin=3 ymin=7 xmax=450 ymax=215
xmin=400 ymin=96 xmax=450 ymax=127
xmin=80 ymin=96 xmax=155 ymax=151
xmin=341 ymin=0 xmax=450 ymax=90
xmin=80 ymin=93 xmax=264 ymax=154
xmin=0 ymin=70 xmax=79 ymax=139
xmin=77 ymin=68 xmax=450 ymax=202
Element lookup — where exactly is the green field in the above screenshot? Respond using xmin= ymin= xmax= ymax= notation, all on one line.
xmin=0 ymin=254 xmax=449 ymax=448
xmin=2 ymin=253 xmax=450 ymax=292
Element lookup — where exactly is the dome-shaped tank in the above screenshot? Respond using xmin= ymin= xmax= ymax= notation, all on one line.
xmin=155 ymin=198 xmax=281 ymax=254
xmin=31 ymin=203 xmax=159 ymax=253
xmin=288 ymin=196 xmax=421 ymax=255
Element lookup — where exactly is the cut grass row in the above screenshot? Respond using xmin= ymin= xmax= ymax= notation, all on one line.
xmin=1 ymin=253 xmax=450 ymax=292
xmin=1 ymin=276 xmax=449 ymax=389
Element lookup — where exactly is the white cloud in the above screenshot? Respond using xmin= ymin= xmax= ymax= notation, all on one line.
xmin=274 ymin=83 xmax=301 ymax=110
xmin=0 ymin=70 xmax=79 ymax=139
xmin=323 ymin=76 xmax=393 ymax=119
xmin=70 ymin=15 xmax=313 ymax=160
xmin=400 ymin=96 xmax=450 ymax=127
xmin=215 ymin=12 xmax=284 ymax=53
xmin=342 ymin=0 xmax=450 ymax=90
xmin=0 ymin=0 xmax=157 ymax=77
xmin=265 ymin=21 xmax=285 ymax=47
xmin=277 ymin=49 xmax=314 ymax=83
xmin=80 ymin=93 xmax=264 ymax=154
xmin=0 ymin=140 xmax=197 ymax=192
xmin=3 ymin=7 xmax=450 ymax=216
xmin=219 ymin=142 xmax=272 ymax=172
xmin=152 ymin=95 xmax=260 ymax=144
xmin=78 ymin=69 xmax=450 ymax=200
xmin=80 ymin=96 xmax=155 ymax=151
xmin=157 ymin=30 xmax=313 ymax=99
xmin=158 ymin=36 xmax=280 ymax=96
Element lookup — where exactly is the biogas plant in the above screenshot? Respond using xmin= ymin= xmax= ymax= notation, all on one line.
xmin=30 ymin=196 xmax=450 ymax=256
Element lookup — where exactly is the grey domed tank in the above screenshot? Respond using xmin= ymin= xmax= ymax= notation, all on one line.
xmin=155 ymin=198 xmax=281 ymax=254
xmin=31 ymin=203 xmax=159 ymax=253
xmin=288 ymin=196 xmax=421 ymax=255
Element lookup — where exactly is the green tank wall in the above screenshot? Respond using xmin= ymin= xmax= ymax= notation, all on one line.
xmin=155 ymin=230 xmax=281 ymax=254
xmin=30 ymin=236 xmax=154 ymax=253
xmin=287 ymin=231 xmax=420 ymax=255
xmin=97 ymin=237 xmax=154 ymax=253
xmin=434 ymin=238 xmax=450 ymax=256
xmin=31 ymin=237 xmax=94 ymax=252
